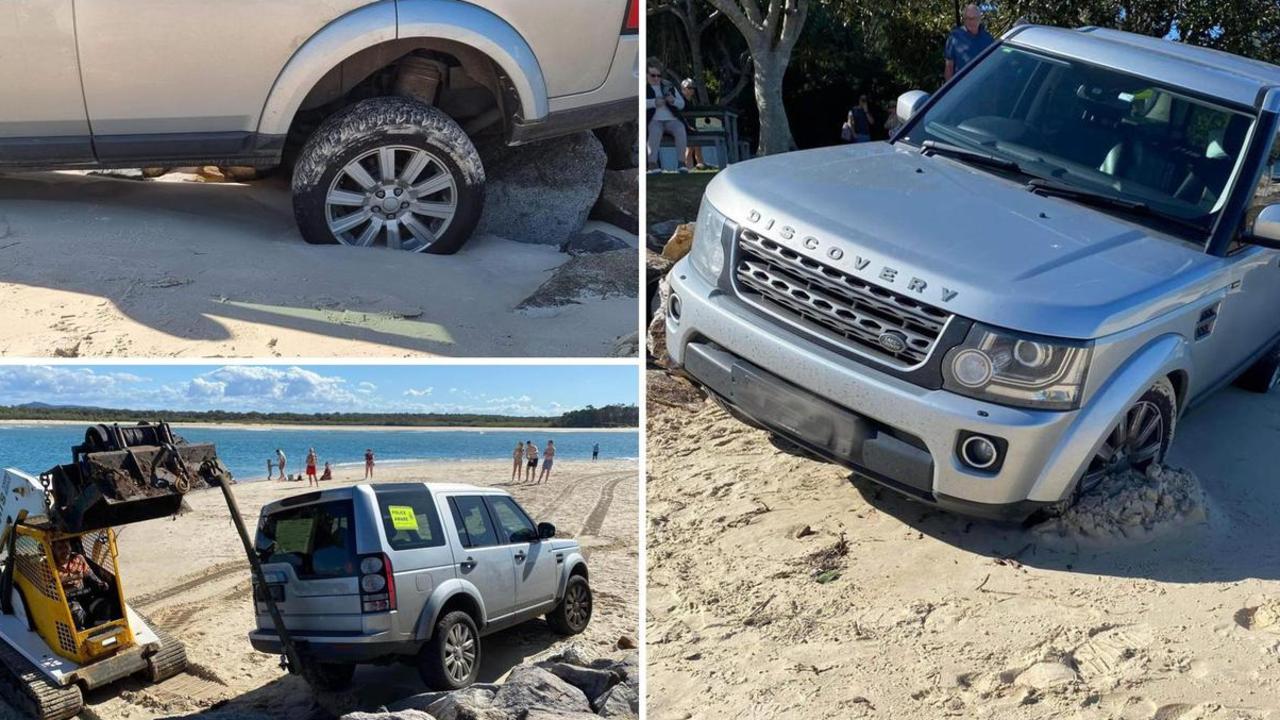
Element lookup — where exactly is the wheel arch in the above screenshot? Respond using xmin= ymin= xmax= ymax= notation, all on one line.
xmin=556 ymin=553 xmax=589 ymax=600
xmin=414 ymin=579 xmax=486 ymax=641
xmin=256 ymin=0 xmax=547 ymax=141
xmin=1025 ymin=333 xmax=1191 ymax=503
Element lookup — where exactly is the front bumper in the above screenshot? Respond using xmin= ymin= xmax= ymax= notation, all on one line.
xmin=665 ymin=262 xmax=1093 ymax=520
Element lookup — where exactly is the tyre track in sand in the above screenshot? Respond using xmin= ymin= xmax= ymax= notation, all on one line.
xmin=577 ymin=475 xmax=626 ymax=543
xmin=131 ymin=560 xmax=249 ymax=609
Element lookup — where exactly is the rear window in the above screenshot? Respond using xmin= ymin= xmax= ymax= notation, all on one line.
xmin=373 ymin=485 xmax=446 ymax=551
xmin=255 ymin=500 xmax=357 ymax=579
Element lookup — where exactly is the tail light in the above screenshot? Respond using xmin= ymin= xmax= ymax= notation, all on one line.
xmin=359 ymin=553 xmax=396 ymax=613
xmin=623 ymin=0 xmax=638 ymax=33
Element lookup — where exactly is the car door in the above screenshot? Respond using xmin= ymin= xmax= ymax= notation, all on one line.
xmin=1199 ymin=122 xmax=1280 ymax=392
xmin=0 ymin=0 xmax=93 ymax=165
xmin=446 ymin=495 xmax=516 ymax=620
xmin=70 ymin=0 xmax=381 ymax=161
xmin=484 ymin=494 xmax=558 ymax=612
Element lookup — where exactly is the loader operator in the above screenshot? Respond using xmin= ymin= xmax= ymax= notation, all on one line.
xmin=52 ymin=540 xmax=108 ymax=629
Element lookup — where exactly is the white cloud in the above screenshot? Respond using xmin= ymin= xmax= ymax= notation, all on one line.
xmin=357 ymin=382 xmax=377 ymax=394
xmin=404 ymin=387 xmax=434 ymax=398
xmin=0 ymin=366 xmax=146 ymax=403
xmin=177 ymin=366 xmax=359 ymax=409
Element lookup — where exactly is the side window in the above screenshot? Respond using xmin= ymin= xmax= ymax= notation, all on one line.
xmin=1238 ymin=126 xmax=1280 ymax=250
xmin=449 ymin=496 xmax=499 ymax=548
xmin=485 ymin=496 xmax=537 ymax=544
xmin=373 ymin=485 xmax=446 ymax=551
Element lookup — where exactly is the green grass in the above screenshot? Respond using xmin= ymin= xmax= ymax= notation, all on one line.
xmin=647 ymin=170 xmax=718 ymax=226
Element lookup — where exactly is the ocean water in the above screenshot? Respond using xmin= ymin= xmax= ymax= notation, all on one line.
xmin=0 ymin=424 xmax=638 ymax=482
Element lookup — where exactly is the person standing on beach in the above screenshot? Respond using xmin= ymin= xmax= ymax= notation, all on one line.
xmin=276 ymin=448 xmax=287 ymax=480
xmin=525 ymin=441 xmax=539 ymax=483
xmin=306 ymin=448 xmax=318 ymax=487
xmin=512 ymin=441 xmax=525 ymax=483
xmin=538 ymin=440 xmax=556 ymax=484
xmin=592 ymin=443 xmax=599 ymax=462
xmin=365 ymin=448 xmax=375 ymax=479
xmin=267 ymin=458 xmax=274 ymax=480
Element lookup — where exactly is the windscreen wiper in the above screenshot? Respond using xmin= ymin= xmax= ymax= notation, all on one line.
xmin=920 ymin=140 xmax=1025 ymax=174
xmin=1026 ymin=177 xmax=1204 ymax=233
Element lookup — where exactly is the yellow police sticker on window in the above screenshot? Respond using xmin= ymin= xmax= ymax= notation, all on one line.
xmin=388 ymin=505 xmax=419 ymax=531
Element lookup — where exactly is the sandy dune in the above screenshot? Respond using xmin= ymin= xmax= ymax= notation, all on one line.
xmin=646 ymin=376 xmax=1280 ymax=719
xmin=0 ymin=458 xmax=638 ymax=719
xmin=0 ymin=171 xmax=635 ymax=358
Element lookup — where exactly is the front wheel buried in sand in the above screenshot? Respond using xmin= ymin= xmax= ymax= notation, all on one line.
xmin=1078 ymin=377 xmax=1177 ymax=499
xmin=292 ymin=97 xmax=485 ymax=254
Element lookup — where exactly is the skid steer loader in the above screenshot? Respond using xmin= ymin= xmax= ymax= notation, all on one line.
xmin=0 ymin=422 xmax=233 ymax=720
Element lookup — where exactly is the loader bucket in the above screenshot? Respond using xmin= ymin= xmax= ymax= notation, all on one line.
xmin=44 ymin=422 xmax=233 ymax=534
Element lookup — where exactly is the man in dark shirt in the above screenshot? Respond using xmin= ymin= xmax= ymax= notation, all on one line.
xmin=945 ymin=4 xmax=994 ymax=81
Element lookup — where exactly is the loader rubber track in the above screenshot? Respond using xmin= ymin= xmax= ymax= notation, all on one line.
xmin=143 ymin=621 xmax=189 ymax=683
xmin=0 ymin=638 xmax=83 ymax=720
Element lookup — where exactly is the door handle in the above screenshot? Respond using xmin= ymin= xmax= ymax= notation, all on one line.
xmin=513 ymin=551 xmax=526 ymax=562
xmin=459 ymin=557 xmax=476 ymax=570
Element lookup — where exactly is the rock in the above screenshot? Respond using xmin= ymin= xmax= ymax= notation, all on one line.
xmin=793 ymin=524 xmax=816 ymax=539
xmin=610 ymin=331 xmax=639 ymax=358
xmin=1014 ymin=661 xmax=1079 ymax=689
xmin=590 ymin=168 xmax=639 ymax=234
xmin=646 ymin=249 xmax=674 ymax=276
xmin=647 ymin=276 xmax=670 ymax=365
xmin=521 ymin=712 xmax=600 ymax=720
xmin=615 ymin=635 xmax=639 ymax=651
xmin=419 ymin=687 xmax=497 ymax=720
xmin=649 ymin=219 xmax=685 ymax=240
xmin=491 ymin=666 xmax=591 ymax=715
xmin=595 ymin=683 xmax=640 ymax=717
xmin=661 ymin=223 xmax=695 ymax=261
xmin=197 ymin=165 xmax=226 ymax=182
xmin=340 ymin=711 xmax=435 ymax=720
xmin=87 ymin=168 xmax=144 ymax=180
xmin=222 ymin=165 xmax=259 ymax=182
xmin=589 ymin=652 xmax=639 ymax=689
xmin=560 ymin=230 xmax=631 ymax=256
xmin=476 ymin=131 xmax=606 ymax=245
xmin=533 ymin=661 xmax=618 ymax=702
xmin=142 ymin=167 xmax=169 ymax=178
xmin=546 ymin=643 xmax=598 ymax=667
xmin=516 ymin=248 xmax=637 ymax=312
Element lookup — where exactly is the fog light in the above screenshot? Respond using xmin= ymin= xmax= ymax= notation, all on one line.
xmin=959 ymin=435 xmax=998 ymax=470
xmin=668 ymin=292 xmax=682 ymax=321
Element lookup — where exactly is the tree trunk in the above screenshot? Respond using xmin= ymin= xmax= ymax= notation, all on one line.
xmin=752 ymin=50 xmax=794 ymax=155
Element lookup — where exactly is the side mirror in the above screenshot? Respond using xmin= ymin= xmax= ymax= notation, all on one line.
xmin=1247 ymin=205 xmax=1280 ymax=249
xmin=896 ymin=90 xmax=930 ymax=125
xmin=537 ymin=522 xmax=556 ymax=540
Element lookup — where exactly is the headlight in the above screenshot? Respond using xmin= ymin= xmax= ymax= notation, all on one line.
xmin=689 ymin=198 xmax=727 ymax=280
xmin=941 ymin=323 xmax=1091 ymax=410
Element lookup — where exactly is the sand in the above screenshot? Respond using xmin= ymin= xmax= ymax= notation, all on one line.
xmin=646 ymin=375 xmax=1280 ymax=720
xmin=0 ymin=458 xmax=638 ymax=719
xmin=0 ymin=171 xmax=637 ymax=358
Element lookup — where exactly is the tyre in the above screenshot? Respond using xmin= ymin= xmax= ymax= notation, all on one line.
xmin=1077 ymin=376 xmax=1177 ymax=497
xmin=596 ymin=122 xmax=639 ymax=170
xmin=310 ymin=662 xmax=356 ymax=691
xmin=1234 ymin=343 xmax=1280 ymax=393
xmin=418 ymin=610 xmax=481 ymax=690
xmin=546 ymin=575 xmax=592 ymax=636
xmin=292 ymin=96 xmax=485 ymax=254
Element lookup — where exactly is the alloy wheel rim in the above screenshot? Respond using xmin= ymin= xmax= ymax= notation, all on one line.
xmin=566 ymin=584 xmax=590 ymax=628
xmin=325 ymin=145 xmax=457 ymax=252
xmin=443 ymin=622 xmax=476 ymax=683
xmin=1081 ymin=399 xmax=1164 ymax=494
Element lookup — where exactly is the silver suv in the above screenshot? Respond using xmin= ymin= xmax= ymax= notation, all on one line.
xmin=248 ymin=482 xmax=591 ymax=690
xmin=666 ymin=26 xmax=1280 ymax=521
xmin=0 ymin=0 xmax=638 ymax=253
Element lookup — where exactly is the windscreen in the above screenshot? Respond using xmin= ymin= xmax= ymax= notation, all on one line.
xmin=254 ymin=499 xmax=357 ymax=579
xmin=901 ymin=45 xmax=1255 ymax=239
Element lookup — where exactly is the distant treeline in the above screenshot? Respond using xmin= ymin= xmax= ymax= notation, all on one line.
xmin=0 ymin=404 xmax=639 ymax=429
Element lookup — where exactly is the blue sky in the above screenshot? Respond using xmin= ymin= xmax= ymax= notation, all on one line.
xmin=0 ymin=365 xmax=637 ymax=416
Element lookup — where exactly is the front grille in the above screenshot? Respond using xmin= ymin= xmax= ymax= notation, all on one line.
xmin=735 ymin=230 xmax=952 ymax=366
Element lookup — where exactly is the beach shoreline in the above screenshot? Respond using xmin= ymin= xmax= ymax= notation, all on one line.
xmin=0 ymin=419 xmax=637 ymax=433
